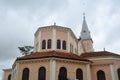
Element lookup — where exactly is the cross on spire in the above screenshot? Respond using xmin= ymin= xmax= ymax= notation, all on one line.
xmin=83 ymin=12 xmax=85 ymax=20
xmin=54 ymin=22 xmax=56 ymax=25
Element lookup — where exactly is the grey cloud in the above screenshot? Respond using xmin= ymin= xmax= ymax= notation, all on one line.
xmin=0 ymin=0 xmax=68 ymax=12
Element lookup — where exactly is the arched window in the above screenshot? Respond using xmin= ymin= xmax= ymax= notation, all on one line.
xmin=58 ymin=67 xmax=67 ymax=80
xmin=117 ymin=68 xmax=120 ymax=80
xmin=38 ymin=67 xmax=46 ymax=80
xmin=47 ymin=39 xmax=51 ymax=49
xmin=57 ymin=40 xmax=61 ymax=49
xmin=22 ymin=68 xmax=29 ymax=80
xmin=62 ymin=40 xmax=66 ymax=50
xmin=97 ymin=70 xmax=106 ymax=80
xmin=8 ymin=74 xmax=11 ymax=80
xmin=76 ymin=68 xmax=83 ymax=80
xmin=42 ymin=40 xmax=46 ymax=49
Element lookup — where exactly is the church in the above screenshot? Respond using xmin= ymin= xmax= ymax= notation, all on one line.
xmin=3 ymin=15 xmax=120 ymax=80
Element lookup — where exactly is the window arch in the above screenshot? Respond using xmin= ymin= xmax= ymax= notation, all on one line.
xmin=62 ymin=40 xmax=66 ymax=50
xmin=8 ymin=74 xmax=11 ymax=80
xmin=97 ymin=70 xmax=106 ymax=80
xmin=42 ymin=40 xmax=46 ymax=49
xmin=47 ymin=39 xmax=51 ymax=49
xmin=58 ymin=67 xmax=68 ymax=80
xmin=57 ymin=40 xmax=61 ymax=49
xmin=38 ymin=67 xmax=46 ymax=80
xmin=117 ymin=68 xmax=120 ymax=80
xmin=22 ymin=68 xmax=29 ymax=80
xmin=76 ymin=68 xmax=83 ymax=80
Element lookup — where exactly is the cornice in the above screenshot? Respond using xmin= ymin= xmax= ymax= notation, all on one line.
xmin=91 ymin=63 xmax=113 ymax=66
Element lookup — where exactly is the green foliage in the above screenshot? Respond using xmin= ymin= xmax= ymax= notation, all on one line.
xmin=18 ymin=46 xmax=34 ymax=55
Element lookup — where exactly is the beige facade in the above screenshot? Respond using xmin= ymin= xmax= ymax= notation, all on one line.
xmin=34 ymin=25 xmax=79 ymax=54
xmin=3 ymin=69 xmax=12 ymax=80
xmin=11 ymin=58 xmax=91 ymax=80
xmin=2 ymin=17 xmax=120 ymax=80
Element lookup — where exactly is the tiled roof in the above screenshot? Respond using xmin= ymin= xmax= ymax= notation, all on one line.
xmin=17 ymin=50 xmax=91 ymax=62
xmin=80 ymin=51 xmax=120 ymax=58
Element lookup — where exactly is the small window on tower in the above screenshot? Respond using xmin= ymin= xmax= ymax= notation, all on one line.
xmin=62 ymin=40 xmax=66 ymax=50
xmin=8 ymin=74 xmax=11 ymax=80
xmin=42 ymin=40 xmax=46 ymax=49
xmin=47 ymin=39 xmax=51 ymax=49
xmin=83 ymin=30 xmax=86 ymax=33
xmin=57 ymin=40 xmax=61 ymax=49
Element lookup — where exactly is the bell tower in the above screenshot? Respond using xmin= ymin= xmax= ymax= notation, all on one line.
xmin=78 ymin=13 xmax=94 ymax=54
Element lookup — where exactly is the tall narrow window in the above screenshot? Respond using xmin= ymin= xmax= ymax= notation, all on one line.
xmin=70 ymin=44 xmax=72 ymax=52
xmin=117 ymin=68 xmax=120 ymax=80
xmin=38 ymin=67 xmax=46 ymax=80
xmin=22 ymin=68 xmax=29 ymax=80
xmin=58 ymin=67 xmax=67 ymax=80
xmin=42 ymin=40 xmax=46 ymax=49
xmin=76 ymin=68 xmax=83 ymax=80
xmin=8 ymin=74 xmax=11 ymax=80
xmin=62 ymin=40 xmax=66 ymax=50
xmin=70 ymin=44 xmax=73 ymax=52
xmin=57 ymin=40 xmax=61 ymax=49
xmin=47 ymin=39 xmax=51 ymax=49
xmin=97 ymin=70 xmax=106 ymax=80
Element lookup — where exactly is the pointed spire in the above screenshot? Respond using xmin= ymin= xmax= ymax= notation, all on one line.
xmin=80 ymin=13 xmax=91 ymax=39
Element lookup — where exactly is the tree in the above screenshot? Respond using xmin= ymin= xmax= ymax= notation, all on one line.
xmin=18 ymin=46 xmax=34 ymax=55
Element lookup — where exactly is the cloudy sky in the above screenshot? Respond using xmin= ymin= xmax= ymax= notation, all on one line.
xmin=0 ymin=0 xmax=120 ymax=79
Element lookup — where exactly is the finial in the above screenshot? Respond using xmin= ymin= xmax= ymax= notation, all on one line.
xmin=83 ymin=12 xmax=85 ymax=20
xmin=54 ymin=22 xmax=56 ymax=25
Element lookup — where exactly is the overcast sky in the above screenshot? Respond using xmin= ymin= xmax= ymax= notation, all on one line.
xmin=0 ymin=0 xmax=120 ymax=79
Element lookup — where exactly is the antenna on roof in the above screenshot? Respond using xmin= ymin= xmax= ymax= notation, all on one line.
xmin=54 ymin=22 xmax=56 ymax=26
xmin=103 ymin=48 xmax=106 ymax=51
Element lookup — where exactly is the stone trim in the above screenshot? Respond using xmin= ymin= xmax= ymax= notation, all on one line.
xmin=50 ymin=59 xmax=56 ymax=80
xmin=52 ymin=29 xmax=56 ymax=50
xmin=86 ymin=64 xmax=91 ymax=80
xmin=92 ymin=63 xmax=113 ymax=66
xmin=110 ymin=64 xmax=116 ymax=80
xmin=89 ymin=57 xmax=120 ymax=60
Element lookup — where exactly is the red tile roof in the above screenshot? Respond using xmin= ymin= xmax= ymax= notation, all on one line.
xmin=80 ymin=51 xmax=120 ymax=58
xmin=17 ymin=50 xmax=91 ymax=62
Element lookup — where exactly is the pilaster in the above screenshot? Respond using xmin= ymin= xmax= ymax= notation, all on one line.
xmin=110 ymin=64 xmax=116 ymax=80
xmin=50 ymin=59 xmax=56 ymax=80
xmin=38 ymin=31 xmax=41 ymax=52
xmin=52 ymin=29 xmax=56 ymax=50
xmin=67 ymin=31 xmax=70 ymax=52
xmin=86 ymin=64 xmax=91 ymax=80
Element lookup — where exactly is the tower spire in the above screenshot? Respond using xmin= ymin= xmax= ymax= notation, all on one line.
xmin=78 ymin=14 xmax=94 ymax=53
xmin=80 ymin=13 xmax=91 ymax=39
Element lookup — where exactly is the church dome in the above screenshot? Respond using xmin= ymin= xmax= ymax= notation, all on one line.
xmin=34 ymin=24 xmax=78 ymax=54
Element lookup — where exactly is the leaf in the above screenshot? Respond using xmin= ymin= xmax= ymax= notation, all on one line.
xmin=18 ymin=46 xmax=34 ymax=55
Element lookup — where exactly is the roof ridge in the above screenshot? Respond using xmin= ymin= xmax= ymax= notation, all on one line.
xmin=16 ymin=51 xmax=91 ymax=62
xmin=80 ymin=51 xmax=120 ymax=58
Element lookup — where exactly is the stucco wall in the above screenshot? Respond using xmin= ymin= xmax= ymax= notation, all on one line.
xmin=34 ymin=26 xmax=79 ymax=54
xmin=17 ymin=59 xmax=50 ymax=80
xmin=3 ymin=69 xmax=12 ymax=80
xmin=55 ymin=59 xmax=89 ymax=80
